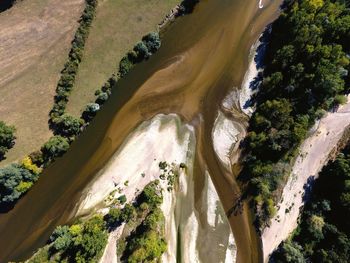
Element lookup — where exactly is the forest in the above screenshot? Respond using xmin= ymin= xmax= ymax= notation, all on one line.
xmin=271 ymin=143 xmax=350 ymax=262
xmin=239 ymin=0 xmax=350 ymax=227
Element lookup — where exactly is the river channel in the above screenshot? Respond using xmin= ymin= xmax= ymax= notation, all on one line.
xmin=0 ymin=0 xmax=282 ymax=262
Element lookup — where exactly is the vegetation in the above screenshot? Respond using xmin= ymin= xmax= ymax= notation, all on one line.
xmin=41 ymin=136 xmax=70 ymax=165
xmin=239 ymin=0 xmax=350 ymax=227
xmin=270 ymin=144 xmax=350 ymax=262
xmin=28 ymin=215 xmax=108 ymax=263
xmin=0 ymin=0 xmax=197 ymax=213
xmin=118 ymin=180 xmax=167 ymax=263
xmin=27 ymin=180 xmax=167 ymax=262
xmin=49 ymin=0 xmax=97 ymax=124
xmin=65 ymin=0 xmax=185 ymax=116
xmin=83 ymin=31 xmax=162 ymax=117
xmin=0 ymin=121 xmax=16 ymax=160
xmin=0 ymin=159 xmax=40 ymax=210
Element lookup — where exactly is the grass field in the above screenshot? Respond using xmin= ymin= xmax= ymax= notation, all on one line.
xmin=66 ymin=0 xmax=181 ymax=117
xmin=0 ymin=0 xmax=84 ymax=166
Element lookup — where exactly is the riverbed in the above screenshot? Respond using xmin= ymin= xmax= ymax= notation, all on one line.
xmin=0 ymin=1 xmax=282 ymax=262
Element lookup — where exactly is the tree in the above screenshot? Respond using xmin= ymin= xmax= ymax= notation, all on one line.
xmin=82 ymin=103 xmax=100 ymax=122
xmin=142 ymin=32 xmax=161 ymax=54
xmin=71 ymin=215 xmax=107 ymax=263
xmin=49 ymin=225 xmax=72 ymax=251
xmin=121 ymin=203 xmax=136 ymax=222
xmin=0 ymin=164 xmax=38 ymax=206
xmin=0 ymin=121 xmax=16 ymax=159
xmin=105 ymin=207 xmax=122 ymax=227
xmin=272 ymin=241 xmax=306 ymax=263
xmin=41 ymin=136 xmax=69 ymax=164
xmin=53 ymin=114 xmax=84 ymax=137
xmin=138 ymin=181 xmax=163 ymax=208
xmin=133 ymin=42 xmax=150 ymax=61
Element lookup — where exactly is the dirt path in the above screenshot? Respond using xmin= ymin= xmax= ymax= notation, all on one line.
xmin=261 ymin=98 xmax=350 ymax=262
xmin=99 ymin=225 xmax=125 ymax=263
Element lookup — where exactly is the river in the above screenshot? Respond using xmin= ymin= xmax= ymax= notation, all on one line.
xmin=0 ymin=0 xmax=282 ymax=262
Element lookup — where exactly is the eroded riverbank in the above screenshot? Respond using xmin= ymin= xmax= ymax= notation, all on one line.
xmin=0 ymin=1 xmax=283 ymax=262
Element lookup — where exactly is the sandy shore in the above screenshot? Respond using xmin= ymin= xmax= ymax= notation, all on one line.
xmin=77 ymin=113 xmax=236 ymax=262
xmin=76 ymin=114 xmax=194 ymax=215
xmin=238 ymin=37 xmax=262 ymax=116
xmin=212 ymin=110 xmax=241 ymax=168
xmin=262 ymin=97 xmax=350 ymax=261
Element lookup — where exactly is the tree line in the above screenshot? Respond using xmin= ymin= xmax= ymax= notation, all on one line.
xmin=0 ymin=0 xmax=200 ymax=212
xmin=270 ymin=142 xmax=350 ymax=262
xmin=238 ymin=0 xmax=350 ymax=228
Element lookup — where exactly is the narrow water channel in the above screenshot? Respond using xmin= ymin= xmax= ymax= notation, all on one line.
xmin=0 ymin=1 xmax=282 ymax=262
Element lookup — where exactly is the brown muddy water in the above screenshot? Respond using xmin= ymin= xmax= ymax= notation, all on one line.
xmin=0 ymin=0 xmax=282 ymax=262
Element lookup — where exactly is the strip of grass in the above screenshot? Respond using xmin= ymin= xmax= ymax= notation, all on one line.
xmin=66 ymin=0 xmax=181 ymax=117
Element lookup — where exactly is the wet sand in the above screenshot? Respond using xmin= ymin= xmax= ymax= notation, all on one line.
xmin=0 ymin=1 xmax=282 ymax=262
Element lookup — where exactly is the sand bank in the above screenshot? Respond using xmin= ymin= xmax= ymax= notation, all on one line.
xmin=77 ymin=113 xmax=235 ymax=262
xmin=262 ymin=97 xmax=350 ymax=261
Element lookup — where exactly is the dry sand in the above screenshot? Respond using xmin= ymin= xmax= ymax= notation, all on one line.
xmin=77 ymin=113 xmax=236 ymax=262
xmin=262 ymin=97 xmax=350 ymax=262
xmin=76 ymin=114 xmax=194 ymax=214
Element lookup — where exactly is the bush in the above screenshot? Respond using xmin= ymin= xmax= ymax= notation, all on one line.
xmin=118 ymin=194 xmax=127 ymax=204
xmin=21 ymin=156 xmax=41 ymax=175
xmin=0 ymin=121 xmax=16 ymax=159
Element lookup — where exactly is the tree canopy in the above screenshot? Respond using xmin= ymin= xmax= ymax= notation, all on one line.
xmin=0 ymin=121 xmax=16 ymax=160
xmin=239 ymin=0 xmax=350 ymax=227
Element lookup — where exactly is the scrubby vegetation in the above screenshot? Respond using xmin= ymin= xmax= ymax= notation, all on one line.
xmin=27 ymin=180 xmax=167 ymax=263
xmin=0 ymin=121 xmax=16 ymax=160
xmin=270 ymin=143 xmax=350 ymax=262
xmin=239 ymin=0 xmax=350 ymax=227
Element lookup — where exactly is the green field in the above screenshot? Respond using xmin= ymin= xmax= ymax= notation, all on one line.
xmin=66 ymin=0 xmax=181 ymax=117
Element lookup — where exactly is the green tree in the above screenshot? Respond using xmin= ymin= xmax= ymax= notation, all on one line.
xmin=49 ymin=225 xmax=72 ymax=251
xmin=71 ymin=215 xmax=107 ymax=263
xmin=0 ymin=121 xmax=16 ymax=159
xmin=53 ymin=114 xmax=84 ymax=137
xmin=0 ymin=164 xmax=38 ymax=206
xmin=272 ymin=241 xmax=306 ymax=263
xmin=41 ymin=136 xmax=69 ymax=164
